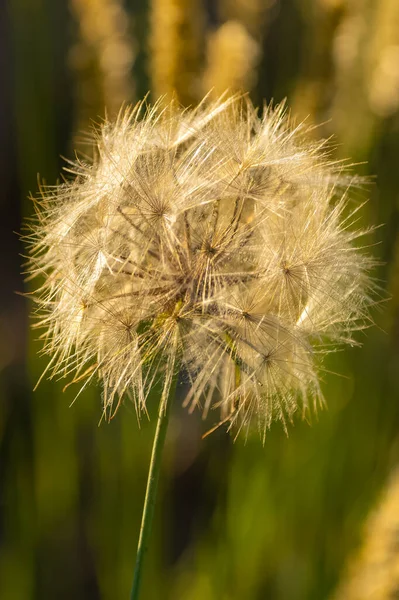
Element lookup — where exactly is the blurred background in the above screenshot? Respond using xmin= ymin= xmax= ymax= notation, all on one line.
xmin=1 ymin=0 xmax=399 ymax=598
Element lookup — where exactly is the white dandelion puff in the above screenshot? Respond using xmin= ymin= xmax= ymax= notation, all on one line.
xmin=23 ymin=94 xmax=376 ymax=437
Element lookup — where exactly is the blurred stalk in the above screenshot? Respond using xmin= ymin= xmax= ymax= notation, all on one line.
xmin=203 ymin=0 xmax=272 ymax=97
xmin=69 ymin=0 xmax=136 ymax=139
xmin=291 ymin=0 xmax=346 ymax=126
xmin=328 ymin=0 xmax=399 ymax=156
xmin=331 ymin=467 xmax=399 ymax=600
xmin=365 ymin=0 xmax=399 ymax=120
xmin=219 ymin=0 xmax=272 ymax=38
xmin=149 ymin=0 xmax=203 ymax=104
xmin=202 ymin=21 xmax=260 ymax=96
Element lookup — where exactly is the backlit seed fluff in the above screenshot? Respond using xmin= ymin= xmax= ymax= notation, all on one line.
xmin=24 ymin=94 xmax=376 ymax=438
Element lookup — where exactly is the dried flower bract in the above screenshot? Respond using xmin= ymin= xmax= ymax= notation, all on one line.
xmin=24 ymin=94 xmax=375 ymax=438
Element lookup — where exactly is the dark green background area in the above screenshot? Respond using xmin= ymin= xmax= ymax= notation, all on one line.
xmin=1 ymin=1 xmax=399 ymax=598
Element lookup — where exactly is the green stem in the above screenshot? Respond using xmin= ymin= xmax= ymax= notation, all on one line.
xmin=130 ymin=372 xmax=177 ymax=600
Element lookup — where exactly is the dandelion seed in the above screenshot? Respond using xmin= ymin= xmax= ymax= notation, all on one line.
xmin=23 ymin=94 xmax=376 ymax=437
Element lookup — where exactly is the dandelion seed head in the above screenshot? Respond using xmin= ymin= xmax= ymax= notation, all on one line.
xmin=24 ymin=94 xmax=376 ymax=437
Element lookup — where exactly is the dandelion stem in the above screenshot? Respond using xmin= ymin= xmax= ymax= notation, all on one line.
xmin=130 ymin=362 xmax=177 ymax=600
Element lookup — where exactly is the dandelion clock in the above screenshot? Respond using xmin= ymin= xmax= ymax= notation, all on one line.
xmin=23 ymin=94 xmax=376 ymax=599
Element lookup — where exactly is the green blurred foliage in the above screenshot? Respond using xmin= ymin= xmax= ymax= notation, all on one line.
xmin=1 ymin=0 xmax=399 ymax=599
